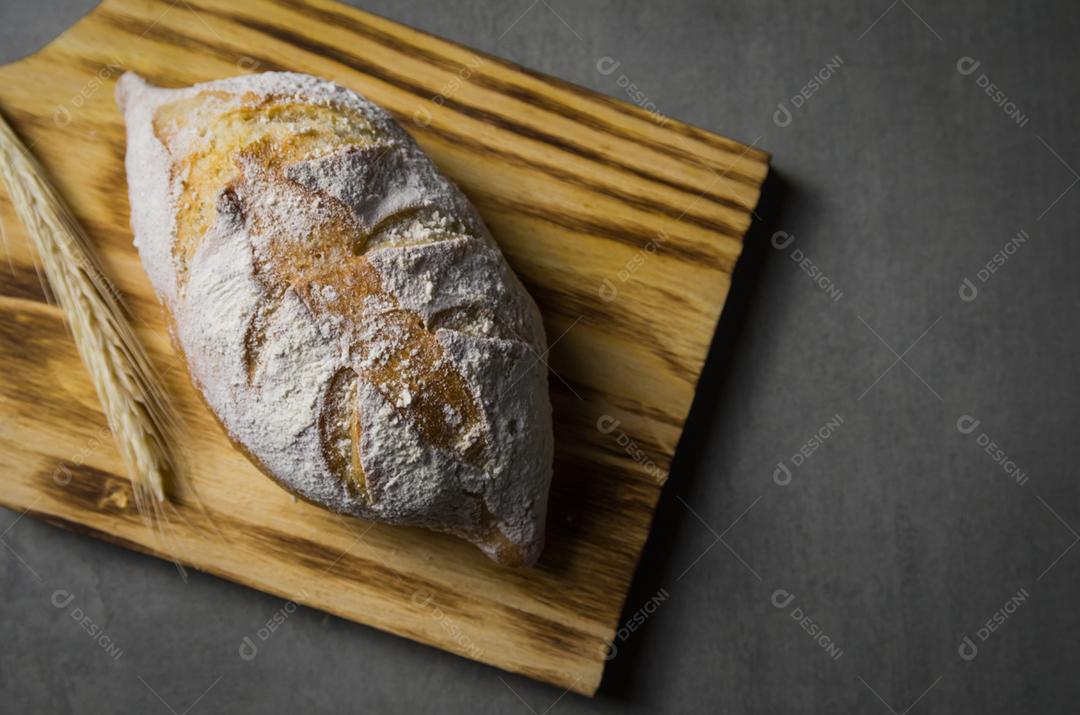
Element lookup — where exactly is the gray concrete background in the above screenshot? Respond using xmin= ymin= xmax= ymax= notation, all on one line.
xmin=2 ymin=1 xmax=1079 ymax=712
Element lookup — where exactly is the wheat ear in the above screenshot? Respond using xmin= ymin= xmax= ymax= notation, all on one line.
xmin=0 ymin=109 xmax=180 ymax=510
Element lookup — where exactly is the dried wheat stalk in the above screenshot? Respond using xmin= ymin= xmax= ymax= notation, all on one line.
xmin=0 ymin=109 xmax=180 ymax=515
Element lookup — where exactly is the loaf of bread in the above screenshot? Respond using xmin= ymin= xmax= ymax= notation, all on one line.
xmin=116 ymin=71 xmax=553 ymax=566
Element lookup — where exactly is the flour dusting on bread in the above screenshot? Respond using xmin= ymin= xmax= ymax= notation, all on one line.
xmin=117 ymin=71 xmax=553 ymax=565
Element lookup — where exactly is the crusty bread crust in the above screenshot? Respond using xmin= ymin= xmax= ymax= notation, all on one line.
xmin=117 ymin=71 xmax=553 ymax=566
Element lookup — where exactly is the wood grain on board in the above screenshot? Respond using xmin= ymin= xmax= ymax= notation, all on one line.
xmin=0 ymin=0 xmax=768 ymax=695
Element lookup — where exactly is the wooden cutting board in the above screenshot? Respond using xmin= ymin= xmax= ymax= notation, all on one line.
xmin=0 ymin=0 xmax=767 ymax=696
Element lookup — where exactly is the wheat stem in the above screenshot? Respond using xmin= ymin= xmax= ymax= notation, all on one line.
xmin=0 ymin=109 xmax=179 ymax=508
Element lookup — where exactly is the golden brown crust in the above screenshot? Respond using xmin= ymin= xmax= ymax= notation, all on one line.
xmin=120 ymin=71 xmax=553 ymax=566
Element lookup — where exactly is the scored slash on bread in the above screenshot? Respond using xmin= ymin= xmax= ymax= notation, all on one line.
xmin=116 ymin=71 xmax=554 ymax=566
